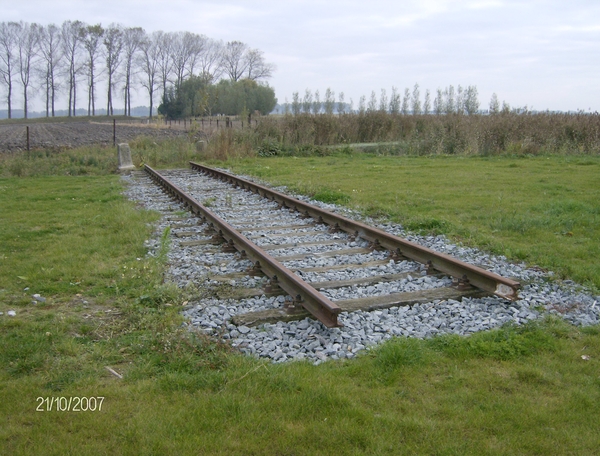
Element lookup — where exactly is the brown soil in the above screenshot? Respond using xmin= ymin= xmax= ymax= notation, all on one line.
xmin=0 ymin=121 xmax=192 ymax=152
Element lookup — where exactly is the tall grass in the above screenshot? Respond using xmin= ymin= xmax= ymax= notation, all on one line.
xmin=3 ymin=112 xmax=596 ymax=172
xmin=128 ymin=136 xmax=204 ymax=167
xmin=244 ymin=111 xmax=600 ymax=157
xmin=0 ymin=136 xmax=205 ymax=177
xmin=202 ymin=128 xmax=254 ymax=161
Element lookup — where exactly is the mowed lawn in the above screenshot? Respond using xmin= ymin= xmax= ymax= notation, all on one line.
xmin=1 ymin=155 xmax=599 ymax=455
xmin=224 ymin=154 xmax=600 ymax=289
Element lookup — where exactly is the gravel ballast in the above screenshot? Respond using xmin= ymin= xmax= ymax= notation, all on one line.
xmin=123 ymin=168 xmax=600 ymax=364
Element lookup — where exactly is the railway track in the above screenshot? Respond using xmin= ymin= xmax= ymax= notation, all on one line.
xmin=122 ymin=164 xmax=598 ymax=362
xmin=143 ymin=163 xmax=520 ymax=329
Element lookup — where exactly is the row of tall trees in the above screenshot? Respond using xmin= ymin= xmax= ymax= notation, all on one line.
xmin=0 ymin=20 xmax=275 ymax=119
xmin=287 ymin=84 xmax=481 ymax=116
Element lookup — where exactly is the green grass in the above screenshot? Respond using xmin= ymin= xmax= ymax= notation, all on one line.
xmin=2 ymin=316 xmax=600 ymax=454
xmin=0 ymin=176 xmax=158 ymax=297
xmin=222 ymin=154 xmax=600 ymax=290
xmin=1 ymin=154 xmax=600 ymax=454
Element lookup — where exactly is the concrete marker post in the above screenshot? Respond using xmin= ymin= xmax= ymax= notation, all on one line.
xmin=118 ymin=143 xmax=135 ymax=172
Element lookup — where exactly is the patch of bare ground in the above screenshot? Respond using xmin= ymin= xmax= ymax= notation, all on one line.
xmin=0 ymin=120 xmax=191 ymax=152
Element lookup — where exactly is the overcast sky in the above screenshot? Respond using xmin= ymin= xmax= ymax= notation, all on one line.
xmin=2 ymin=0 xmax=599 ymax=112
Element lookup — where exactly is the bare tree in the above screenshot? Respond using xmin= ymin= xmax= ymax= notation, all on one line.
xmin=337 ymin=91 xmax=345 ymax=114
xmin=434 ymin=88 xmax=443 ymax=115
xmin=423 ymin=89 xmax=431 ymax=115
xmin=197 ymin=38 xmax=223 ymax=83
xmin=312 ymin=89 xmax=320 ymax=115
xmin=155 ymin=31 xmax=174 ymax=101
xmin=38 ymin=23 xmax=63 ymax=117
xmin=16 ymin=21 xmax=41 ymax=119
xmin=283 ymin=97 xmax=290 ymax=115
xmin=244 ymin=48 xmax=275 ymax=80
xmin=184 ymin=33 xmax=207 ymax=78
xmin=358 ymin=95 xmax=366 ymax=114
xmin=401 ymin=88 xmax=410 ymax=114
xmin=456 ymin=85 xmax=464 ymax=114
xmin=171 ymin=31 xmax=201 ymax=89
xmin=221 ymin=41 xmax=248 ymax=82
xmin=302 ymin=88 xmax=312 ymax=114
xmin=389 ymin=86 xmax=400 ymax=114
xmin=444 ymin=85 xmax=455 ymax=114
xmin=324 ymin=87 xmax=335 ymax=114
xmin=219 ymin=41 xmax=274 ymax=82
xmin=291 ymin=91 xmax=300 ymax=115
xmin=122 ymin=26 xmax=144 ymax=116
xmin=138 ymin=30 xmax=160 ymax=118
xmin=489 ymin=92 xmax=499 ymax=114
xmin=379 ymin=88 xmax=387 ymax=112
xmin=103 ymin=23 xmax=123 ymax=116
xmin=367 ymin=90 xmax=377 ymax=112
xmin=464 ymin=85 xmax=479 ymax=115
xmin=411 ymin=83 xmax=421 ymax=115
xmin=0 ymin=22 xmax=21 ymax=118
xmin=61 ymin=20 xmax=85 ymax=117
xmin=81 ymin=24 xmax=103 ymax=116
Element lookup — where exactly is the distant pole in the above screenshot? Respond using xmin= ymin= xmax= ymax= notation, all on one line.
xmin=26 ymin=126 xmax=30 ymax=151
xmin=113 ymin=119 xmax=116 ymax=147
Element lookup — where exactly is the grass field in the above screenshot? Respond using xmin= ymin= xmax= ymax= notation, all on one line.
xmin=1 ymin=149 xmax=599 ymax=455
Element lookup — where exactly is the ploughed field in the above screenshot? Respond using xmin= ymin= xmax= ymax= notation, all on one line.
xmin=0 ymin=120 xmax=189 ymax=152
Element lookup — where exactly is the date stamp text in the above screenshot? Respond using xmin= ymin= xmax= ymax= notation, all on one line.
xmin=36 ymin=396 xmax=105 ymax=412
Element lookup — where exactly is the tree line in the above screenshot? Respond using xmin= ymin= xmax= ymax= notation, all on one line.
xmin=0 ymin=20 xmax=276 ymax=119
xmin=282 ymin=84 xmax=485 ymax=115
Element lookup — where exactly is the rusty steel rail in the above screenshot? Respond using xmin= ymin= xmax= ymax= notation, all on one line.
xmin=144 ymin=165 xmax=342 ymax=327
xmin=189 ymin=162 xmax=521 ymax=301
